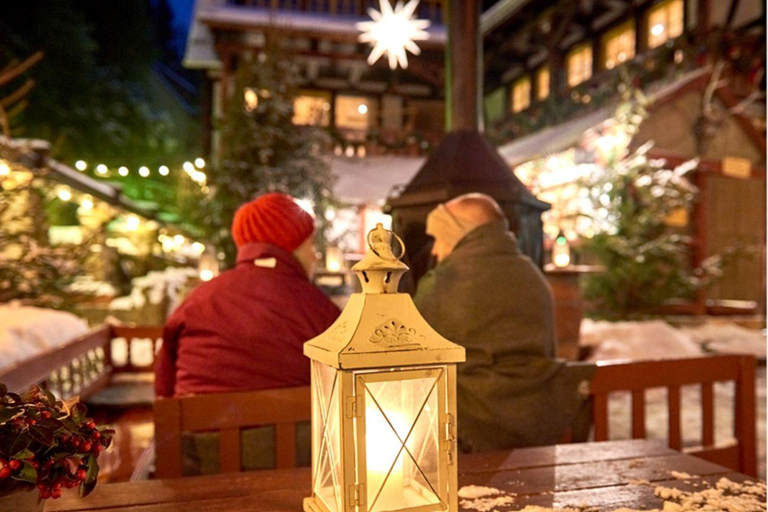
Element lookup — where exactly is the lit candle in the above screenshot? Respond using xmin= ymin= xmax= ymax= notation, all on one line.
xmin=366 ymin=403 xmax=406 ymax=510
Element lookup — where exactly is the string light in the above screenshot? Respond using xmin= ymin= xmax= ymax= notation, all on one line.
xmin=126 ymin=215 xmax=140 ymax=231
xmin=118 ymin=166 xmax=129 ymax=177
xmin=96 ymin=164 xmax=108 ymax=175
xmin=80 ymin=197 xmax=94 ymax=210
xmin=139 ymin=166 xmax=150 ymax=177
xmin=194 ymin=158 xmax=205 ymax=168
xmin=183 ymin=161 xmax=195 ymax=173
xmin=75 ymin=160 xmax=87 ymax=171
xmin=58 ymin=189 xmax=72 ymax=201
xmin=159 ymin=165 xmax=169 ymax=176
xmin=0 ymin=162 xmax=9 ymax=176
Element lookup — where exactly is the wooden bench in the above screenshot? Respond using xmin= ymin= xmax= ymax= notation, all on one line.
xmin=154 ymin=386 xmax=311 ymax=478
xmin=0 ymin=324 xmax=163 ymax=399
xmin=589 ymin=354 xmax=757 ymax=476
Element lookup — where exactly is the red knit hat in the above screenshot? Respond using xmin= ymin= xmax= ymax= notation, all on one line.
xmin=231 ymin=193 xmax=315 ymax=251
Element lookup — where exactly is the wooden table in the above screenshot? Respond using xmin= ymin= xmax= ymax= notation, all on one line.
xmin=45 ymin=440 xmax=756 ymax=512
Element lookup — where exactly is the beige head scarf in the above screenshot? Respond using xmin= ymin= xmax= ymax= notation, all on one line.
xmin=426 ymin=203 xmax=485 ymax=250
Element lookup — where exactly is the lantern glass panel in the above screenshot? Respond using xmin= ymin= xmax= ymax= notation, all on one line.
xmin=312 ymin=361 xmax=343 ymax=512
xmin=357 ymin=368 xmax=447 ymax=512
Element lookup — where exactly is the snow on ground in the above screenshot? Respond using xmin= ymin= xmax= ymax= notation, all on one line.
xmin=0 ymin=303 xmax=89 ymax=371
xmin=581 ymin=319 xmax=767 ymax=479
xmin=109 ymin=267 xmax=197 ymax=314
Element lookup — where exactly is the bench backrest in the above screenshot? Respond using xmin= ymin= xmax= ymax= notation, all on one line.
xmin=153 ymin=386 xmax=312 ymax=478
xmin=589 ymin=354 xmax=757 ymax=476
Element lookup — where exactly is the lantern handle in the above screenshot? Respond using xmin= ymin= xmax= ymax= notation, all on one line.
xmin=367 ymin=225 xmax=406 ymax=261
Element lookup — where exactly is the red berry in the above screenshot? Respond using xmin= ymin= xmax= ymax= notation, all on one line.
xmin=71 ymin=438 xmax=80 ymax=448
xmin=43 ymin=459 xmax=54 ymax=470
xmin=8 ymin=459 xmax=20 ymax=471
xmin=60 ymin=434 xmax=70 ymax=443
xmin=81 ymin=442 xmax=92 ymax=452
xmin=0 ymin=458 xmax=7 ymax=469
xmin=76 ymin=469 xmax=87 ymax=481
xmin=0 ymin=467 xmax=11 ymax=479
xmin=86 ymin=421 xmax=96 ymax=430
xmin=41 ymin=411 xmax=51 ymax=419
xmin=93 ymin=444 xmax=103 ymax=454
xmin=29 ymin=461 xmax=40 ymax=470
xmin=52 ymin=489 xmax=62 ymax=499
xmin=40 ymin=490 xmax=52 ymax=499
xmin=27 ymin=418 xmax=36 ymax=425
xmin=64 ymin=479 xmax=77 ymax=488
xmin=93 ymin=431 xmax=101 ymax=439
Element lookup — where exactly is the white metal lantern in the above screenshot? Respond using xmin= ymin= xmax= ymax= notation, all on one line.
xmin=304 ymin=224 xmax=465 ymax=512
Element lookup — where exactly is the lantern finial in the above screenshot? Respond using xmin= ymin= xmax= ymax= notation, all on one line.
xmin=352 ymin=223 xmax=408 ymax=293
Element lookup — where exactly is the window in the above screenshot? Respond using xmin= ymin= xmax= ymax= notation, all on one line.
xmin=536 ymin=66 xmax=550 ymax=101
xmin=510 ymin=77 xmax=531 ymax=113
xmin=335 ymin=95 xmax=376 ymax=131
xmin=293 ymin=92 xmax=331 ymax=126
xmin=602 ymin=21 xmax=636 ymax=70
xmin=647 ymin=0 xmax=684 ymax=49
xmin=566 ymin=43 xmax=593 ymax=87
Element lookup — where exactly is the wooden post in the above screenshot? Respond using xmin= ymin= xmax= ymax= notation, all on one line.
xmin=447 ymin=0 xmax=480 ymax=131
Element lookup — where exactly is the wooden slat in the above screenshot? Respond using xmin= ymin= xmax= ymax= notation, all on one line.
xmin=631 ymin=389 xmax=646 ymax=438
xmin=687 ymin=445 xmax=740 ymax=471
xmin=219 ymin=428 xmax=241 ymax=474
xmin=458 ymin=439 xmax=673 ymax=474
xmin=153 ymin=398 xmax=184 ymax=479
xmin=181 ymin=387 xmax=311 ymax=431
xmin=275 ymin=423 xmax=297 ymax=469
xmin=592 ymin=394 xmax=609 ymax=441
xmin=668 ymin=385 xmax=682 ymax=451
xmin=701 ymin=381 xmax=715 ymax=446
xmin=0 ymin=325 xmax=111 ymax=393
xmin=590 ymin=356 xmax=742 ymax=393
xmin=735 ymin=356 xmax=757 ymax=476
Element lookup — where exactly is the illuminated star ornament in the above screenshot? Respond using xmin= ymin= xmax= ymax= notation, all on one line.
xmin=356 ymin=0 xmax=430 ymax=70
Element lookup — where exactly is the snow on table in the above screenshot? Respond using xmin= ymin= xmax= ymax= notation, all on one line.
xmin=0 ymin=303 xmax=89 ymax=371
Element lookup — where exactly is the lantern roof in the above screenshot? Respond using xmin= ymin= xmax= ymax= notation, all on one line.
xmin=304 ymin=224 xmax=465 ymax=370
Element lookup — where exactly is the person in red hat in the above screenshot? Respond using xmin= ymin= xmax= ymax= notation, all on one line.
xmin=155 ymin=192 xmax=340 ymax=398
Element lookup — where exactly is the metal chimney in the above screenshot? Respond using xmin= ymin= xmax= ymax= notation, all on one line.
xmin=386 ymin=0 xmax=549 ymax=291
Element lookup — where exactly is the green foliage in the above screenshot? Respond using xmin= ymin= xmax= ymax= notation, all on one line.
xmin=0 ymin=385 xmax=114 ymax=499
xmin=189 ymin=37 xmax=334 ymax=266
xmin=0 ymin=0 xmax=182 ymax=168
xmin=580 ymin=96 xmax=702 ymax=319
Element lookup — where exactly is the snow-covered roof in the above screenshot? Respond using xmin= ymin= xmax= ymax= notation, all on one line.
xmin=331 ymin=155 xmax=425 ymax=205
xmin=184 ymin=0 xmax=447 ymax=70
xmin=497 ymin=67 xmax=714 ymax=168
xmin=183 ymin=0 xmax=225 ymax=70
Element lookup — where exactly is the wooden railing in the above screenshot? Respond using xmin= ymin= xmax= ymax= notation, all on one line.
xmin=0 ymin=324 xmax=164 ymax=399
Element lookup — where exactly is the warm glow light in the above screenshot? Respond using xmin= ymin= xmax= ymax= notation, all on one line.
xmin=651 ymin=23 xmax=665 ymax=36
xmin=244 ymin=88 xmax=259 ymax=111
xmin=366 ymin=405 xmax=406 ymax=510
xmin=200 ymin=269 xmax=214 ymax=281
xmin=80 ymin=198 xmax=94 ymax=210
xmin=159 ymin=165 xmax=169 ymax=176
xmin=58 ymin=189 xmax=72 ymax=201
xmin=183 ymin=161 xmax=195 ymax=173
xmin=192 ymin=242 xmax=205 ymax=254
xmin=96 ymin=164 xmax=108 ymax=175
xmin=173 ymin=234 xmax=185 ymax=245
xmin=75 ymin=160 xmax=87 ymax=171
xmin=357 ymin=0 xmax=430 ymax=70
xmin=554 ymin=252 xmax=571 ymax=267
xmin=326 ymin=247 xmax=343 ymax=272
xmin=0 ymin=162 xmax=9 ymax=176
xmin=194 ymin=158 xmax=205 ymax=168
xmin=126 ymin=215 xmax=140 ymax=231
xmin=357 ymin=103 xmax=368 ymax=115
xmin=295 ymin=198 xmax=315 ymax=216
xmin=139 ymin=166 xmax=150 ymax=177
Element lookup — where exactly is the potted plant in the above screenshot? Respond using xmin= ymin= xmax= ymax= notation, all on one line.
xmin=0 ymin=384 xmax=114 ymax=511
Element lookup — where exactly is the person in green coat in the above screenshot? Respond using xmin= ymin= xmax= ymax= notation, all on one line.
xmin=413 ymin=193 xmax=595 ymax=452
